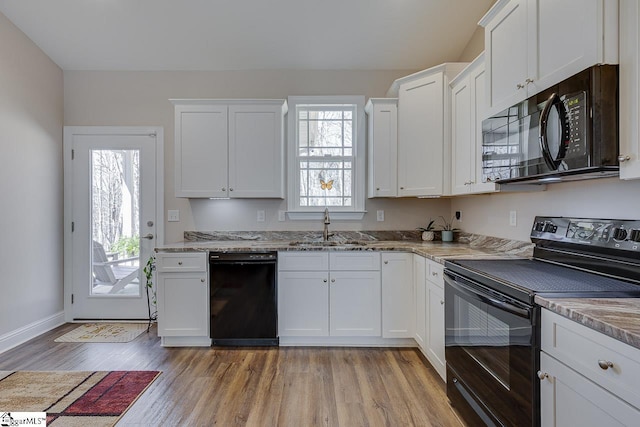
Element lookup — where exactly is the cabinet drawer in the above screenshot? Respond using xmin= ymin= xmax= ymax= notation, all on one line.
xmin=542 ymin=309 xmax=640 ymax=409
xmin=426 ymin=259 xmax=444 ymax=285
xmin=278 ymin=252 xmax=329 ymax=271
xmin=156 ymin=252 xmax=207 ymax=273
xmin=330 ymin=252 xmax=381 ymax=271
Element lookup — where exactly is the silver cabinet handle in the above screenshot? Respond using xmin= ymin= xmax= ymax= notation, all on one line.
xmin=178 ymin=261 xmax=183 ymax=265
xmin=331 ymin=278 xmax=336 ymax=283
xmin=440 ymin=300 xmax=444 ymax=305
xmin=200 ymin=278 xmax=205 ymax=283
xmin=537 ymin=371 xmax=549 ymax=380
xmin=323 ymin=279 xmax=328 ymax=283
xmin=400 ymin=186 xmax=405 ymax=190
xmin=598 ymin=360 xmax=614 ymax=370
xmin=384 ymin=261 xmax=388 ymax=264
xmin=618 ymin=155 xmax=631 ymax=162
xmin=517 ymin=83 xmax=525 ymax=89
xmin=432 ymin=271 xmax=439 ymax=276
xmin=142 ymin=233 xmax=154 ymax=240
xmin=222 ymin=187 xmax=226 ymax=191
xmin=229 ymin=188 xmax=234 ymax=191
xmin=525 ymin=78 xmax=534 ymax=84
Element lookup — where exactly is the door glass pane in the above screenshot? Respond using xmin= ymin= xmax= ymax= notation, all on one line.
xmin=90 ymin=149 xmax=141 ymax=297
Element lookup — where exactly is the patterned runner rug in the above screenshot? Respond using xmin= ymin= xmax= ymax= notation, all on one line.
xmin=0 ymin=370 xmax=160 ymax=426
xmin=54 ymin=323 xmax=147 ymax=343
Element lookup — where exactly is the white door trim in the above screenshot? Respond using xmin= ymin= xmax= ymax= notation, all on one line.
xmin=63 ymin=126 xmax=164 ymax=322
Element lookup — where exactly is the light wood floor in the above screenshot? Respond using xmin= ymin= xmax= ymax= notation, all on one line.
xmin=0 ymin=323 xmax=463 ymax=426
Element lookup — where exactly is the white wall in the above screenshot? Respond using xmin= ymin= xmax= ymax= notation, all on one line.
xmin=0 ymin=12 xmax=64 ymax=340
xmin=64 ymin=69 xmax=452 ymax=242
xmin=451 ymin=178 xmax=640 ymax=241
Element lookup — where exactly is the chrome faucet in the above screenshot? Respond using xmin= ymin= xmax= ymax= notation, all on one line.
xmin=323 ymin=208 xmax=331 ymax=241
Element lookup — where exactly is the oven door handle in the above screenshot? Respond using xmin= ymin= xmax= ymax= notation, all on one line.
xmin=444 ymin=273 xmax=531 ymax=319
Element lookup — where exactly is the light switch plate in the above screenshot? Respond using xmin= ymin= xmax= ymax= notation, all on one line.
xmin=377 ymin=210 xmax=384 ymax=222
xmin=278 ymin=210 xmax=286 ymax=222
xmin=168 ymin=210 xmax=180 ymax=222
xmin=257 ymin=210 xmax=266 ymax=222
xmin=509 ymin=210 xmax=517 ymax=227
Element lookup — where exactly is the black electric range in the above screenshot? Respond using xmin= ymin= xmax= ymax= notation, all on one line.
xmin=443 ymin=216 xmax=640 ymax=427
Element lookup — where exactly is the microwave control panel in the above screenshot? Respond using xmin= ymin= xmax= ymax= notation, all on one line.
xmin=531 ymin=216 xmax=640 ymax=252
xmin=561 ymin=91 xmax=588 ymax=159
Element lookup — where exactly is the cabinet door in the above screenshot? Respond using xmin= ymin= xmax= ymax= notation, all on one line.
xmin=470 ymin=63 xmax=497 ymax=194
xmin=278 ymin=271 xmax=329 ymax=337
xmin=413 ymin=255 xmax=427 ymax=349
xmin=529 ymin=0 xmax=602 ymax=95
xmin=427 ymin=281 xmax=446 ymax=380
xmin=228 ymin=103 xmax=284 ymax=198
xmin=381 ymin=252 xmax=414 ymax=338
xmin=174 ymin=104 xmax=228 ymax=198
xmin=397 ymin=72 xmax=444 ymax=196
xmin=329 ymin=271 xmax=381 ymax=337
xmin=367 ymin=100 xmax=398 ymax=198
xmin=620 ymin=0 xmax=640 ymax=179
xmin=450 ymin=75 xmax=473 ymax=195
xmin=540 ymin=352 xmax=640 ymax=427
xmin=157 ymin=272 xmax=209 ymax=337
xmin=484 ymin=0 xmax=529 ymax=117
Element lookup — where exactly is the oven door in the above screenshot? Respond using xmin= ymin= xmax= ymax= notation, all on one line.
xmin=444 ymin=270 xmax=538 ymax=427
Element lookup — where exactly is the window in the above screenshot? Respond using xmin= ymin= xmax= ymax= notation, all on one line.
xmin=287 ymin=96 xmax=365 ymax=220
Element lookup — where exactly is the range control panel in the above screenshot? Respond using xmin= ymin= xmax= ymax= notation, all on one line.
xmin=531 ymin=216 xmax=640 ymax=252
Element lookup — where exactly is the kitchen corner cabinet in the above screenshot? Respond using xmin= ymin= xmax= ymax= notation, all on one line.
xmin=381 ymin=252 xmax=414 ymax=338
xmin=156 ymin=252 xmax=210 ymax=346
xmin=172 ymin=99 xmax=287 ymax=198
xmin=278 ymin=252 xmax=381 ymax=337
xmin=539 ymin=309 xmax=640 ymax=426
xmin=450 ymin=54 xmax=498 ymax=195
xmin=425 ymin=259 xmax=446 ymax=380
xmin=390 ymin=63 xmax=468 ymax=197
xmin=365 ymin=98 xmax=398 ymax=198
xmin=619 ymin=0 xmax=640 ymax=179
xmin=413 ymin=254 xmax=427 ymax=349
xmin=480 ymin=0 xmax=619 ymax=118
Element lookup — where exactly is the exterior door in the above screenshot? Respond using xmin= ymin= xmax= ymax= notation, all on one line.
xmin=64 ymin=127 xmax=163 ymax=320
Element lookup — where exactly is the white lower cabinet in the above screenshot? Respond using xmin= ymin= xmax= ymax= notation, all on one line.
xmin=413 ymin=255 xmax=427 ymax=348
xmin=540 ymin=309 xmax=640 ymax=426
xmin=156 ymin=252 xmax=210 ymax=346
xmin=381 ymin=252 xmax=414 ymax=338
xmin=278 ymin=252 xmax=381 ymax=338
xmin=425 ymin=259 xmax=446 ymax=380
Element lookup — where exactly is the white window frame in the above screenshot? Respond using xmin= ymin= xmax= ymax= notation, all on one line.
xmin=286 ymin=95 xmax=366 ymax=220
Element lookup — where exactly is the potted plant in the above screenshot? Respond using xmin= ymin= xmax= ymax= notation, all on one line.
xmin=438 ymin=215 xmax=459 ymax=242
xmin=417 ymin=218 xmax=437 ymax=241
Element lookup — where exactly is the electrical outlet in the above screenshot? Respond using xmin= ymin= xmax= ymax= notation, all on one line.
xmin=455 ymin=211 xmax=462 ymax=221
xmin=168 ymin=210 xmax=180 ymax=222
xmin=509 ymin=210 xmax=517 ymax=227
xmin=377 ymin=210 xmax=384 ymax=222
xmin=278 ymin=210 xmax=286 ymax=222
xmin=257 ymin=210 xmax=265 ymax=222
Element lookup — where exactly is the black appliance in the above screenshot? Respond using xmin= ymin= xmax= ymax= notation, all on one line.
xmin=482 ymin=65 xmax=619 ymax=184
xmin=444 ymin=216 xmax=640 ymax=426
xmin=209 ymin=251 xmax=278 ymax=346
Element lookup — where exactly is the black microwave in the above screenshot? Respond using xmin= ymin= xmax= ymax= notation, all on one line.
xmin=481 ymin=65 xmax=619 ymax=184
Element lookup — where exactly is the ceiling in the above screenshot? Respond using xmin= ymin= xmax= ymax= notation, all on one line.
xmin=0 ymin=0 xmax=494 ymax=71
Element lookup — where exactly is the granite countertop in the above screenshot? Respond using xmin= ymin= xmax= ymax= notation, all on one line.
xmin=155 ymin=231 xmax=534 ymax=264
xmin=535 ymin=296 xmax=640 ymax=350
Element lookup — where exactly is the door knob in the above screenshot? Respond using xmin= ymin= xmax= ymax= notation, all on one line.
xmin=618 ymin=155 xmax=631 ymax=162
xmin=537 ymin=371 xmax=549 ymax=380
xmin=598 ymin=360 xmax=614 ymax=370
xmin=142 ymin=233 xmax=154 ymax=240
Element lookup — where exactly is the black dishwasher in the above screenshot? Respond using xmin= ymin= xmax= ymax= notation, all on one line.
xmin=209 ymin=252 xmax=278 ymax=346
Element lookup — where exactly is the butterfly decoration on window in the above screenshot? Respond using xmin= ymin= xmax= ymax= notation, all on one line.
xmin=320 ymin=179 xmax=334 ymax=190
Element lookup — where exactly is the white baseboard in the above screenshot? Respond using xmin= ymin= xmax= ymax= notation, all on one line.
xmin=0 ymin=311 xmax=65 ymax=355
xmin=278 ymin=336 xmax=417 ymax=347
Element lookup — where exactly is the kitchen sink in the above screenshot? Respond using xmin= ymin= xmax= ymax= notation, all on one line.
xmin=288 ymin=240 xmax=367 ymax=247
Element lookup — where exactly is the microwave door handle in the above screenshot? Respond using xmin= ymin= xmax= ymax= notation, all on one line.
xmin=444 ymin=274 xmax=531 ymax=319
xmin=539 ymin=92 xmax=561 ymax=170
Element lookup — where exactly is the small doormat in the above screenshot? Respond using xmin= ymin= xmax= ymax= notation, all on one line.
xmin=54 ymin=323 xmax=147 ymax=343
xmin=0 ymin=370 xmax=160 ymax=427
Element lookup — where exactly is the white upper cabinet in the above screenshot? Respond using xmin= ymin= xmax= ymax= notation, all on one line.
xmin=619 ymin=0 xmax=640 ymax=179
xmin=172 ymin=99 xmax=287 ymax=198
xmin=174 ymin=104 xmax=228 ymax=198
xmin=389 ymin=63 xmax=468 ymax=197
xmin=480 ymin=0 xmax=619 ymax=118
xmin=365 ymin=98 xmax=398 ymax=198
xmin=450 ymin=54 xmax=498 ymax=195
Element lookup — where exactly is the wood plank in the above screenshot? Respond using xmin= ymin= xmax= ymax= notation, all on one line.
xmin=0 ymin=324 xmax=463 ymax=426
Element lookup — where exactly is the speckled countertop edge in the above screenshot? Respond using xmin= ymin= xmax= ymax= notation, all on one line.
xmin=535 ymin=296 xmax=640 ymax=350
